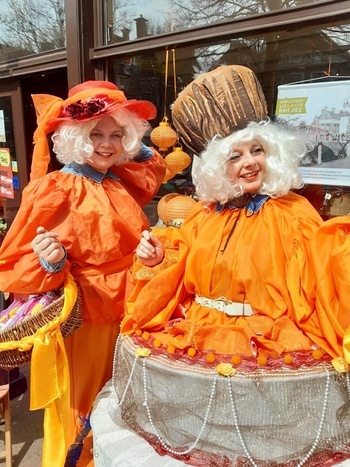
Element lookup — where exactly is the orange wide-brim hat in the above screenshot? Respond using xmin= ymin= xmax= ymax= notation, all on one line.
xmin=30 ymin=80 xmax=157 ymax=180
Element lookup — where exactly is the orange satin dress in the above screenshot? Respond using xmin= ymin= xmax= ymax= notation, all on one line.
xmin=122 ymin=192 xmax=350 ymax=361
xmin=0 ymin=152 xmax=166 ymax=466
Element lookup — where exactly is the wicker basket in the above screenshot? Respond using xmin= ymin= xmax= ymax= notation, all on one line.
xmin=0 ymin=289 xmax=82 ymax=370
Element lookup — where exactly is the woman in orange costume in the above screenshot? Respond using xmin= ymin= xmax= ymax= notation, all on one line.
xmin=122 ymin=65 xmax=350 ymax=369
xmin=0 ymin=80 xmax=165 ymax=466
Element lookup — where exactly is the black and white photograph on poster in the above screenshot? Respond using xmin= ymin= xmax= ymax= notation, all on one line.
xmin=275 ymin=79 xmax=350 ymax=186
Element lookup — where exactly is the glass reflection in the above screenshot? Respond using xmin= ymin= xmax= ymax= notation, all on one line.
xmin=107 ymin=19 xmax=350 ymax=131
xmin=0 ymin=0 xmax=66 ymax=61
xmin=0 ymin=96 xmax=21 ymax=229
xmin=104 ymin=0 xmax=320 ymax=44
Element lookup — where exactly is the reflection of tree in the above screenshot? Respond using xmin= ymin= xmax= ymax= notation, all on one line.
xmin=106 ymin=0 xmax=136 ymax=42
xmin=168 ymin=0 xmax=318 ymax=28
xmin=0 ymin=0 xmax=65 ymax=53
xmin=157 ymin=1 xmax=349 ymax=112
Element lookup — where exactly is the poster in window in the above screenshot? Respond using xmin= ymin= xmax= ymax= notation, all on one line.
xmin=0 ymin=110 xmax=5 ymax=142
xmin=275 ymin=80 xmax=350 ymax=186
xmin=0 ymin=148 xmax=14 ymax=199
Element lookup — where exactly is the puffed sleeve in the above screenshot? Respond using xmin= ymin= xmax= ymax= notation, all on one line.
xmin=112 ymin=148 xmax=166 ymax=207
xmin=0 ymin=175 xmax=74 ymax=294
xmin=311 ymin=216 xmax=350 ymax=358
xmin=121 ymin=205 xmax=202 ymax=334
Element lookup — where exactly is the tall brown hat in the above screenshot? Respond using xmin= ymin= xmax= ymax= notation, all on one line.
xmin=171 ymin=65 xmax=268 ymax=155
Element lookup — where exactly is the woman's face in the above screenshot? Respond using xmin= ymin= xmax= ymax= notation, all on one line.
xmin=87 ymin=115 xmax=124 ymax=173
xmin=226 ymin=139 xmax=267 ymax=194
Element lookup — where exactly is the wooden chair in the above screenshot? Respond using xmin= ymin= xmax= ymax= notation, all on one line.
xmin=0 ymin=384 xmax=12 ymax=466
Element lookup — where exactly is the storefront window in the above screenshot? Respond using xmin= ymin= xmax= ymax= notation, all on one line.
xmin=103 ymin=0 xmax=320 ymax=44
xmin=0 ymin=0 xmax=66 ymax=61
xmin=106 ymin=18 xmax=350 ymax=126
xmin=0 ymin=95 xmax=20 ymax=235
xmin=106 ymin=16 xmax=350 ymax=215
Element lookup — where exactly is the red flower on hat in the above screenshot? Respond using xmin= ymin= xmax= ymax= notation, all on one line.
xmin=62 ymin=97 xmax=108 ymax=120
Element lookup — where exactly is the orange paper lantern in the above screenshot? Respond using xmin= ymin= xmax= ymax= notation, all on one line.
xmin=162 ymin=167 xmax=177 ymax=183
xmin=165 ymin=146 xmax=192 ymax=173
xmin=157 ymin=193 xmax=197 ymax=224
xmin=150 ymin=119 xmax=178 ymax=152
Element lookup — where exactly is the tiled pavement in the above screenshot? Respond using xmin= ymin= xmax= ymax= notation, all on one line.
xmin=0 ymin=364 xmax=44 ymax=466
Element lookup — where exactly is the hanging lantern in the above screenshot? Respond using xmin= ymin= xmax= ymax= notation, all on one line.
xmin=165 ymin=145 xmax=192 ymax=174
xmin=150 ymin=117 xmax=178 ymax=152
xmin=157 ymin=193 xmax=197 ymax=225
xmin=162 ymin=167 xmax=177 ymax=184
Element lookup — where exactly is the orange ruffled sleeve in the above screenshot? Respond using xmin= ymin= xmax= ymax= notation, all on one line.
xmin=112 ymin=150 xmax=166 ymax=207
xmin=311 ymin=216 xmax=350 ymax=359
xmin=122 ymin=230 xmax=191 ymax=333
xmin=121 ymin=203 xmax=202 ymax=333
xmin=0 ymin=176 xmax=73 ymax=294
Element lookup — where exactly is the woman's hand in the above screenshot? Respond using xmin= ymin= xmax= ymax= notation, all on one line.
xmin=31 ymin=226 xmax=65 ymax=264
xmin=136 ymin=230 xmax=164 ymax=267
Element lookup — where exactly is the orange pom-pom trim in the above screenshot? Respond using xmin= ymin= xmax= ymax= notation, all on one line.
xmin=187 ymin=347 xmax=197 ymax=357
xmin=312 ymin=349 xmax=323 ymax=360
xmin=142 ymin=331 xmax=150 ymax=340
xmin=231 ymin=355 xmax=242 ymax=366
xmin=206 ymin=353 xmax=216 ymax=363
xmin=153 ymin=339 xmax=162 ymax=348
xmin=257 ymin=355 xmax=268 ymax=366
xmin=167 ymin=345 xmax=176 ymax=354
xmin=283 ymin=354 xmax=293 ymax=365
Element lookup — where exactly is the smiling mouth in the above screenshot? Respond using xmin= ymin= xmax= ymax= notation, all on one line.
xmin=241 ymin=170 xmax=258 ymax=179
xmin=96 ymin=152 xmax=113 ymax=157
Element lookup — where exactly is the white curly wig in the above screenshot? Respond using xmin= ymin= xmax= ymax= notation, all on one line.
xmin=193 ymin=119 xmax=307 ymax=204
xmin=51 ymin=108 xmax=150 ymax=166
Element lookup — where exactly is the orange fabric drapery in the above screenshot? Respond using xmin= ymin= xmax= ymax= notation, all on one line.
xmin=123 ymin=193 xmax=350 ymax=360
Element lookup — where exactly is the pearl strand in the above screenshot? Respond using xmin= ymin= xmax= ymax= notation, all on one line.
xmin=227 ymin=370 xmax=331 ymax=467
xmin=346 ymin=372 xmax=350 ymax=399
xmin=112 ymin=334 xmax=139 ymax=408
xmin=111 ymin=333 xmax=122 ymax=392
xmin=227 ymin=378 xmax=258 ymax=467
xmin=141 ymin=358 xmax=217 ymax=456
xmin=296 ymin=370 xmax=330 ymax=467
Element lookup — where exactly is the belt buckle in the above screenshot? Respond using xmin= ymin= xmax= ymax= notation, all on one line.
xmin=216 ymin=297 xmax=237 ymax=315
xmin=216 ymin=297 xmax=227 ymax=312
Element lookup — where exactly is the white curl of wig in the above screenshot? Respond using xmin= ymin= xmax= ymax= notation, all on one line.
xmin=51 ymin=108 xmax=150 ymax=166
xmin=193 ymin=119 xmax=306 ymax=204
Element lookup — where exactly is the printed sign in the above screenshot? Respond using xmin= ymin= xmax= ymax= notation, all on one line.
xmin=0 ymin=148 xmax=14 ymax=199
xmin=275 ymin=80 xmax=350 ymax=186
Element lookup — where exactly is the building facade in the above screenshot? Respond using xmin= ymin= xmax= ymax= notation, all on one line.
xmin=0 ymin=0 xmax=349 ymax=227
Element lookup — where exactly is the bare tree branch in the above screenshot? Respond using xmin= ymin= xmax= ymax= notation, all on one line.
xmin=0 ymin=0 xmax=65 ymax=53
